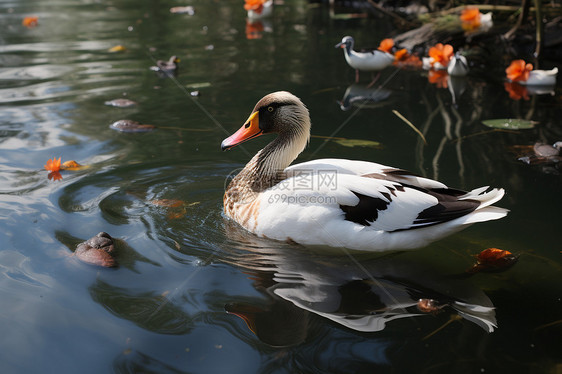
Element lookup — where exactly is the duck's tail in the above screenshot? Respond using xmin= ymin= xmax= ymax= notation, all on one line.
xmin=459 ymin=187 xmax=509 ymax=224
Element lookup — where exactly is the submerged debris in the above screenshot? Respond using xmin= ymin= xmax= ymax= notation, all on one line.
xmin=110 ymin=119 xmax=155 ymax=132
xmin=170 ymin=6 xmax=195 ymax=15
xmin=104 ymin=98 xmax=137 ymax=108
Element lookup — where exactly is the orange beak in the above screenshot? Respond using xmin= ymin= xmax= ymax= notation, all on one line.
xmin=221 ymin=111 xmax=263 ymax=150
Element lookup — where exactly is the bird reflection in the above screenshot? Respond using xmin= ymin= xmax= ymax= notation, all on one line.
xmin=222 ymin=223 xmax=497 ymax=347
xmin=447 ymin=75 xmax=467 ymax=105
xmin=338 ymin=83 xmax=392 ymax=111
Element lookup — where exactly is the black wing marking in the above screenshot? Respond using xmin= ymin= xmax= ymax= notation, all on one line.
xmin=339 ymin=176 xmax=480 ymax=229
xmin=339 ymin=192 xmax=390 ymax=226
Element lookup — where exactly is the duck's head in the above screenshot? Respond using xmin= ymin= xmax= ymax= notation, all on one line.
xmin=169 ymin=55 xmax=180 ymax=64
xmin=335 ymin=36 xmax=354 ymax=52
xmin=221 ymin=91 xmax=310 ymax=151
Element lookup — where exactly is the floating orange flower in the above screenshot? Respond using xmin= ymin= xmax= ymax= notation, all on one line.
xmin=244 ymin=0 xmax=266 ymax=12
xmin=22 ymin=16 xmax=38 ymax=28
xmin=377 ymin=38 xmax=394 ymax=53
xmin=44 ymin=157 xmax=62 ymax=172
xmin=460 ymin=7 xmax=481 ymax=31
xmin=428 ymin=69 xmax=448 ymax=88
xmin=506 ymin=59 xmax=533 ymax=82
xmin=393 ymin=48 xmax=409 ymax=61
xmin=504 ymin=82 xmax=529 ymax=101
xmin=428 ymin=43 xmax=453 ymax=67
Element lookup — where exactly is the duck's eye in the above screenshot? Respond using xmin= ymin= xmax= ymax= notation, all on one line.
xmin=267 ymin=106 xmax=274 ymax=112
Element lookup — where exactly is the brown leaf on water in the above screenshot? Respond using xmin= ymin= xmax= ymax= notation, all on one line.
xmin=61 ymin=160 xmax=82 ymax=170
xmin=417 ymin=299 xmax=446 ymax=314
xmin=151 ymin=199 xmax=185 ymax=208
xmin=467 ymin=248 xmax=519 ymax=273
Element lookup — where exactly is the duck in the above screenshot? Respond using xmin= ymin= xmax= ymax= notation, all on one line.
xmin=447 ymin=52 xmax=469 ymax=77
xmin=150 ymin=55 xmax=180 ymax=76
xmin=245 ymin=0 xmax=273 ymax=20
xmin=221 ymin=91 xmax=508 ymax=252
xmin=336 ymin=36 xmax=395 ymax=81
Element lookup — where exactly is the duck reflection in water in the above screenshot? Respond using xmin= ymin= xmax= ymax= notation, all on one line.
xmin=338 ymin=83 xmax=393 ymax=111
xmin=222 ymin=224 xmax=497 ymax=348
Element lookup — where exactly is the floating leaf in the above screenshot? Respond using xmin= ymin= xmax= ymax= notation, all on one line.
xmin=482 ymin=118 xmax=537 ymax=130
xmin=467 ymin=247 xmax=519 ymax=273
xmin=187 ymin=82 xmax=212 ymax=89
xmin=22 ymin=16 xmax=38 ymax=28
xmin=170 ymin=6 xmax=195 ymax=15
xmin=110 ymin=119 xmax=155 ymax=132
xmin=333 ymin=138 xmax=383 ymax=148
xmin=151 ymin=199 xmax=185 ymax=208
xmin=104 ymin=98 xmax=137 ymax=108
xmin=61 ymin=160 xmax=82 ymax=170
xmin=108 ymin=45 xmax=126 ymax=53
xmin=44 ymin=157 xmax=62 ymax=172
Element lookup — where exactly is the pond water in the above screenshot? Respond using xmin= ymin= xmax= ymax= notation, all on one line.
xmin=1 ymin=0 xmax=561 ymax=373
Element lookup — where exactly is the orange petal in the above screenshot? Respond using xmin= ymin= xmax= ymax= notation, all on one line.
xmin=429 ymin=43 xmax=454 ymax=67
xmin=393 ymin=48 xmax=409 ymax=61
xmin=244 ymin=0 xmax=265 ymax=11
xmin=460 ymin=7 xmax=480 ymax=22
xmin=377 ymin=38 xmax=394 ymax=53
xmin=506 ymin=59 xmax=532 ymax=82
xmin=22 ymin=16 xmax=38 ymax=28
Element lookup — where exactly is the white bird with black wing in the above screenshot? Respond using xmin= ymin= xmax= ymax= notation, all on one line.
xmin=221 ymin=91 xmax=508 ymax=251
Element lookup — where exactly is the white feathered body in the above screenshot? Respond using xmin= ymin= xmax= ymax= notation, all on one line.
xmin=226 ymin=158 xmax=507 ymax=251
xmin=343 ymin=49 xmax=395 ymax=71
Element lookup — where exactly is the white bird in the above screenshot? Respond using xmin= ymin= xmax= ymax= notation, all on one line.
xmin=221 ymin=91 xmax=508 ymax=252
xmin=447 ymin=52 xmax=469 ymax=77
xmin=519 ymin=67 xmax=558 ymax=86
xmin=335 ymin=36 xmax=395 ymax=80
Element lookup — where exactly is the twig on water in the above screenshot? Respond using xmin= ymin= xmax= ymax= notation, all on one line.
xmin=392 ymin=110 xmax=428 ymax=145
